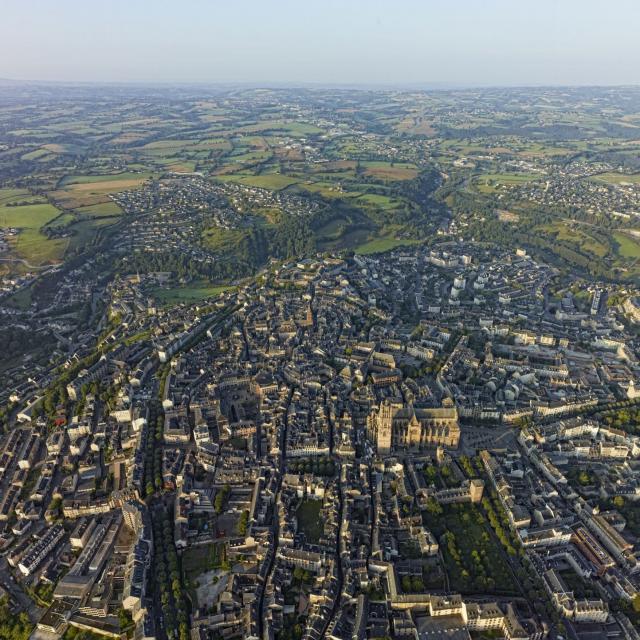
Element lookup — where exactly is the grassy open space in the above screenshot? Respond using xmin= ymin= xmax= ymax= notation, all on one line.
xmin=590 ymin=172 xmax=640 ymax=185
xmin=355 ymin=235 xmax=421 ymax=255
xmin=396 ymin=114 xmax=436 ymax=136
xmin=151 ymin=282 xmax=235 ymax=304
xmin=0 ymin=192 xmax=68 ymax=264
xmin=357 ymin=193 xmax=405 ymax=210
xmin=14 ymin=230 xmax=68 ymax=264
xmin=298 ymin=181 xmax=355 ymax=199
xmin=4 ymin=286 xmax=33 ymax=310
xmin=538 ymin=221 xmax=610 ymax=258
xmin=51 ymin=174 xmax=151 ymax=209
xmin=234 ymin=121 xmax=323 ymax=136
xmin=60 ymin=171 xmax=151 ymax=186
xmin=361 ymin=161 xmax=418 ymax=181
xmin=21 ymin=148 xmax=52 ymax=161
xmin=66 ymin=216 xmax=120 ymax=253
xmin=296 ymin=499 xmax=323 ymax=544
xmin=0 ymin=202 xmax=60 ymax=229
xmin=423 ymin=502 xmax=518 ymax=595
xmin=74 ymin=201 xmax=123 ymax=217
xmin=182 ymin=542 xmax=226 ymax=580
xmin=614 ymin=232 xmax=640 ymax=258
xmin=66 ymin=177 xmax=148 ymax=193
xmin=219 ymin=173 xmax=299 ymax=190
xmin=0 ymin=188 xmax=48 ymax=205
xmin=474 ymin=172 xmax=540 ymax=193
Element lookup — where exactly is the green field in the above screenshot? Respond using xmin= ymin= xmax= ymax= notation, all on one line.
xmin=60 ymin=171 xmax=150 ymax=186
xmin=220 ymin=173 xmax=299 ymax=190
xmin=355 ymin=235 xmax=421 ymax=255
xmin=296 ymin=499 xmax=323 ymax=544
xmin=590 ymin=172 xmax=640 ymax=185
xmin=235 ymin=121 xmax=323 ymax=136
xmin=361 ymin=161 xmax=418 ymax=181
xmin=4 ymin=286 xmax=33 ymax=310
xmin=151 ymin=283 xmax=235 ymax=304
xmin=614 ymin=232 xmax=640 ymax=258
xmin=75 ymin=201 xmax=123 ymax=217
xmin=357 ymin=193 xmax=404 ymax=210
xmin=539 ymin=221 xmax=610 ymax=258
xmin=298 ymin=181 xmax=355 ymax=199
xmin=21 ymin=148 xmax=51 ymax=161
xmin=14 ymin=231 xmax=68 ymax=264
xmin=0 ymin=193 xmax=67 ymax=264
xmin=66 ymin=216 xmax=119 ymax=253
xmin=0 ymin=188 xmax=47 ymax=205
xmin=474 ymin=172 xmax=540 ymax=193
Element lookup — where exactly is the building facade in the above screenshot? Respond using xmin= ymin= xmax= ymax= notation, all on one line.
xmin=367 ymin=399 xmax=460 ymax=454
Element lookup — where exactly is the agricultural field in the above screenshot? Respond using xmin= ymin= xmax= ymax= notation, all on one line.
xmin=473 ymin=172 xmax=541 ymax=193
xmin=361 ymin=161 xmax=419 ymax=181
xmin=2 ymin=83 xmax=640 ymax=291
xmin=0 ymin=189 xmax=67 ymax=265
xmin=59 ymin=172 xmax=149 ymax=186
xmin=218 ymin=173 xmax=299 ymax=190
xmin=589 ymin=172 xmax=640 ymax=185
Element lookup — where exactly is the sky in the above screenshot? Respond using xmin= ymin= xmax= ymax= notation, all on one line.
xmin=1 ymin=0 xmax=639 ymax=86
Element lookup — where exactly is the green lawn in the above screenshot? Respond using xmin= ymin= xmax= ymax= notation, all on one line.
xmin=151 ymin=283 xmax=235 ymax=305
xmin=182 ymin=543 xmax=225 ymax=579
xmin=614 ymin=232 xmax=640 ymax=258
xmin=355 ymin=235 xmax=421 ymax=255
xmin=296 ymin=499 xmax=323 ymax=544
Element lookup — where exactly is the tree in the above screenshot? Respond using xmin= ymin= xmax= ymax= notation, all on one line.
xmin=214 ymin=484 xmax=231 ymax=514
xmin=237 ymin=509 xmax=250 ymax=535
xmin=425 ymin=497 xmax=443 ymax=516
xmin=578 ymin=471 xmax=590 ymax=486
xmin=118 ymin=608 xmax=134 ymax=631
xmin=424 ymin=465 xmax=437 ymax=483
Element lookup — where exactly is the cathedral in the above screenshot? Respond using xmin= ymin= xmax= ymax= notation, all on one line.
xmin=367 ymin=398 xmax=460 ymax=454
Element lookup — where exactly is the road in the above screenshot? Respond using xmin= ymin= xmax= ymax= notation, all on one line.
xmin=257 ymin=387 xmax=293 ymax=639
xmin=318 ymin=409 xmax=344 ymax=637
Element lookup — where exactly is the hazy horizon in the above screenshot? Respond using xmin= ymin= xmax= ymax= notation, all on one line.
xmin=2 ymin=0 xmax=639 ymax=86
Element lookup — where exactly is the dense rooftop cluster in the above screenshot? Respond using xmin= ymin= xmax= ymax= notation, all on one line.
xmin=0 ymin=243 xmax=639 ymax=640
